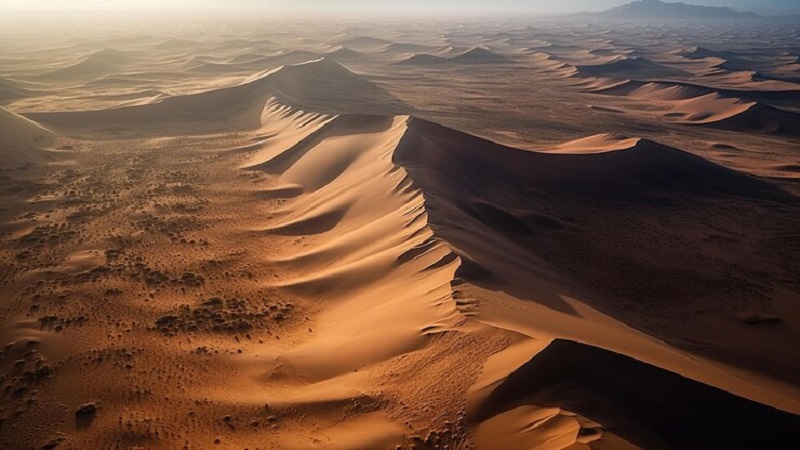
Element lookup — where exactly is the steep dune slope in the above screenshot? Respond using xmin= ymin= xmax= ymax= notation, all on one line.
xmin=395 ymin=118 xmax=786 ymax=204
xmin=0 ymin=107 xmax=56 ymax=165
xmin=393 ymin=119 xmax=800 ymax=391
xmin=229 ymin=96 xmax=800 ymax=446
xmin=229 ymin=109 xmax=497 ymax=449
xmin=477 ymin=339 xmax=800 ymax=450
xmin=263 ymin=58 xmax=403 ymax=113
xmin=248 ymin=113 xmax=466 ymax=374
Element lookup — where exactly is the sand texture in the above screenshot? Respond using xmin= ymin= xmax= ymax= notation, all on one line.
xmin=1 ymin=13 xmax=800 ymax=450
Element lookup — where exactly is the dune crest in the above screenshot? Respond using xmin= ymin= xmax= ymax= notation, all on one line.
xmin=549 ymin=133 xmax=641 ymax=153
xmin=237 ymin=100 xmax=800 ymax=448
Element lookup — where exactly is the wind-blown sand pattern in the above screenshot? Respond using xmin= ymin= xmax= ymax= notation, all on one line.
xmin=1 ymin=10 xmax=800 ymax=450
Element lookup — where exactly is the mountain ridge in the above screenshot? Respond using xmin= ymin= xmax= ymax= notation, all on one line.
xmin=581 ymin=0 xmax=760 ymax=19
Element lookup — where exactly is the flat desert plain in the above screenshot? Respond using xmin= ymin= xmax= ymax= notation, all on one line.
xmin=1 ymin=12 xmax=800 ymax=450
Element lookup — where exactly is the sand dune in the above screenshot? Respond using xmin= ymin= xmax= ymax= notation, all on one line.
xmin=377 ymin=42 xmax=438 ymax=54
xmin=576 ymin=56 xmax=688 ymax=79
xmin=227 ymin=52 xmax=267 ymax=64
xmin=665 ymin=93 xmax=756 ymax=123
xmin=549 ymin=133 xmax=642 ymax=153
xmin=324 ymin=46 xmax=365 ymax=62
xmin=582 ymin=77 xmax=800 ymax=135
xmin=185 ymin=61 xmax=245 ymax=74
xmin=23 ymin=58 xmax=404 ymax=135
xmin=247 ymin=113 xmax=465 ymax=378
xmin=337 ymin=35 xmax=393 ymax=50
xmin=397 ymin=117 xmax=786 ymax=202
xmin=231 ymin=101 xmax=800 ymax=446
xmin=396 ymin=47 xmax=509 ymax=66
xmin=394 ymin=54 xmax=451 ymax=66
xmin=392 ymin=116 xmax=800 ymax=395
xmin=0 ymin=107 xmax=56 ymax=164
xmin=33 ymin=48 xmax=145 ymax=82
xmin=0 ymin=77 xmax=40 ymax=103
xmin=238 ymin=50 xmax=326 ymax=69
xmin=152 ymin=37 xmax=202 ymax=51
xmin=665 ymin=94 xmax=800 ymax=135
xmin=451 ymin=47 xmax=509 ymax=63
xmin=585 ymin=80 xmax=709 ymax=100
xmin=477 ymin=339 xmax=800 ymax=450
xmin=248 ymin=58 xmax=406 ymax=113
xmin=681 ymin=46 xmax=736 ymax=60
xmin=24 ymin=68 xmax=278 ymax=133
xmin=589 ymin=77 xmax=800 ymax=104
xmin=431 ymin=45 xmax=472 ymax=56
xmin=680 ymin=46 xmax=798 ymax=75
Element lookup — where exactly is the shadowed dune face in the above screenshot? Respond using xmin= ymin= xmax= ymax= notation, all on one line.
xmin=397 ymin=118 xmax=788 ymax=201
xmin=477 ymin=339 xmax=800 ymax=450
xmin=236 ymin=103 xmax=800 ymax=447
xmin=1 ymin=13 xmax=800 ymax=450
xmin=393 ymin=120 xmax=800 ymax=383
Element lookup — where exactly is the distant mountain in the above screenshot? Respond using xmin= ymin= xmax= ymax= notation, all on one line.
xmin=590 ymin=0 xmax=759 ymax=19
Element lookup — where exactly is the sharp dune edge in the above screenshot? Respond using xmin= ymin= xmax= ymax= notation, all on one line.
xmin=2 ymin=16 xmax=800 ymax=450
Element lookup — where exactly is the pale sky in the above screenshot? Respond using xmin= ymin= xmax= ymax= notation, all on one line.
xmin=1 ymin=0 xmax=797 ymax=15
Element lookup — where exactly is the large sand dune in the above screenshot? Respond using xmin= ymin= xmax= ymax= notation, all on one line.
xmin=23 ymin=58 xmax=405 ymax=135
xmin=237 ymin=101 xmax=800 ymax=447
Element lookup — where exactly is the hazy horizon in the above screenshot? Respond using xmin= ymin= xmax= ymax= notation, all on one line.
xmin=2 ymin=0 xmax=799 ymax=16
